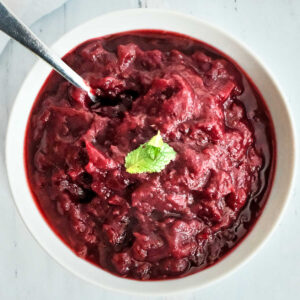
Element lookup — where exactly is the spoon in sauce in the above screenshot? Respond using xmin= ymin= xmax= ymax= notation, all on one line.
xmin=0 ymin=1 xmax=97 ymax=102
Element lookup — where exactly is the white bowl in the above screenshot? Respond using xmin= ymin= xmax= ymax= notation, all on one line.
xmin=6 ymin=9 xmax=296 ymax=295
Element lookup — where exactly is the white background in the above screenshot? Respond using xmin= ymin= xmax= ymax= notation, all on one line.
xmin=0 ymin=0 xmax=299 ymax=299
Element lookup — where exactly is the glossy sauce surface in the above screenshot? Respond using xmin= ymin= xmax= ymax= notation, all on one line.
xmin=25 ymin=30 xmax=276 ymax=280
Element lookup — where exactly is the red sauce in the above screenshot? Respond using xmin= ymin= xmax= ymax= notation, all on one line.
xmin=25 ymin=30 xmax=276 ymax=280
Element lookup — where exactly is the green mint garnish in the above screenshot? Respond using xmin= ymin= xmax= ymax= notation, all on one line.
xmin=125 ymin=131 xmax=176 ymax=174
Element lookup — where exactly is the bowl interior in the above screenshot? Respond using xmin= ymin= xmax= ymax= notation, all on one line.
xmin=5 ymin=9 xmax=295 ymax=295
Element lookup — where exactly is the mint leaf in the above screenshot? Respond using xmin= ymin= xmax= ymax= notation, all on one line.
xmin=148 ymin=132 xmax=164 ymax=148
xmin=125 ymin=131 xmax=176 ymax=174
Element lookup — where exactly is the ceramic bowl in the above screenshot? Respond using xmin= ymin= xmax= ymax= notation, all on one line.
xmin=6 ymin=9 xmax=296 ymax=295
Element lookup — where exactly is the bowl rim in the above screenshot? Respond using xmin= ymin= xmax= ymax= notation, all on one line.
xmin=5 ymin=8 xmax=297 ymax=295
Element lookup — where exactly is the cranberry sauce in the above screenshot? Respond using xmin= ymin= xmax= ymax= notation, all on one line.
xmin=25 ymin=30 xmax=276 ymax=280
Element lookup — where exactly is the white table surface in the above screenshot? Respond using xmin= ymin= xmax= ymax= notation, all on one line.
xmin=0 ymin=0 xmax=299 ymax=299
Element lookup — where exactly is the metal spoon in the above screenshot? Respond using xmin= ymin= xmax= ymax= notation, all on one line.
xmin=0 ymin=1 xmax=97 ymax=102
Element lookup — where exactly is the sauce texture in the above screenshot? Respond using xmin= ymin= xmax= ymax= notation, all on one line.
xmin=25 ymin=30 xmax=276 ymax=280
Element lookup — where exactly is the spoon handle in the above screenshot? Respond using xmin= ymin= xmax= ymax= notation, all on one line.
xmin=0 ymin=1 xmax=95 ymax=100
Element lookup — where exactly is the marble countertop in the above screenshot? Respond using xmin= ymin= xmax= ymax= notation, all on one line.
xmin=0 ymin=0 xmax=299 ymax=299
